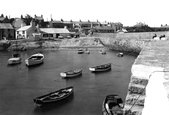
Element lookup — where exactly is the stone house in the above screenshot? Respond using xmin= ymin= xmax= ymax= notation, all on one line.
xmin=0 ymin=23 xmax=15 ymax=40
xmin=16 ymin=20 xmax=39 ymax=39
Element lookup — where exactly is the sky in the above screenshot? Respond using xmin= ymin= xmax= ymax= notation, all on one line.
xmin=1 ymin=0 xmax=169 ymax=27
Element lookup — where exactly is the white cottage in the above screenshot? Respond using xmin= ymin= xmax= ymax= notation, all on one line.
xmin=16 ymin=20 xmax=39 ymax=39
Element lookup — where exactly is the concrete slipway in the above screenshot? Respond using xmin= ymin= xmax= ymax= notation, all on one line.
xmin=124 ymin=40 xmax=169 ymax=115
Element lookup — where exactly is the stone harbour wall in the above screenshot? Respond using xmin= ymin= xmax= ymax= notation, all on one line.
xmin=123 ymin=40 xmax=169 ymax=115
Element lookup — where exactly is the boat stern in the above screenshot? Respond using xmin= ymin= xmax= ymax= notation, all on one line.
xmin=60 ymin=72 xmax=66 ymax=77
xmin=25 ymin=59 xmax=29 ymax=66
xmin=89 ymin=67 xmax=95 ymax=71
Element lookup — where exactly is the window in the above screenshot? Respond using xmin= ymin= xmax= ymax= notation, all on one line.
xmin=43 ymin=34 xmax=48 ymax=37
xmin=48 ymin=34 xmax=53 ymax=37
xmin=17 ymin=31 xmax=19 ymax=34
xmin=22 ymin=31 xmax=25 ymax=34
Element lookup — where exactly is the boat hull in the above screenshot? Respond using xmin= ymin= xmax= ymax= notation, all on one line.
xmin=25 ymin=53 xmax=44 ymax=66
xmin=117 ymin=53 xmax=123 ymax=57
xmin=78 ymin=51 xmax=84 ymax=54
xmin=25 ymin=59 xmax=43 ymax=66
xmin=60 ymin=69 xmax=82 ymax=78
xmin=89 ymin=63 xmax=111 ymax=72
xmin=8 ymin=57 xmax=22 ymax=65
xmin=34 ymin=86 xmax=74 ymax=106
xmin=100 ymin=50 xmax=106 ymax=54
xmin=102 ymin=94 xmax=123 ymax=115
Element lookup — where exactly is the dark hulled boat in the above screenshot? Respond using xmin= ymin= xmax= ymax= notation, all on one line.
xmin=60 ymin=69 xmax=82 ymax=78
xmin=33 ymin=86 xmax=74 ymax=106
xmin=102 ymin=94 xmax=123 ymax=115
xmin=77 ymin=48 xmax=84 ymax=54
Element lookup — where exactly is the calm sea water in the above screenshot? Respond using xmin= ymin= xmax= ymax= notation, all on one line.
xmin=0 ymin=49 xmax=136 ymax=115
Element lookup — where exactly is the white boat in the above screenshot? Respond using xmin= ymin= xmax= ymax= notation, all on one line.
xmin=8 ymin=54 xmax=22 ymax=65
xmin=25 ymin=53 xmax=44 ymax=66
xmin=85 ymin=50 xmax=90 ymax=54
xmin=60 ymin=69 xmax=82 ymax=78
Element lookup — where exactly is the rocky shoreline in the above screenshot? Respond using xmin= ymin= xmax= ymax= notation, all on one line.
xmin=7 ymin=36 xmax=147 ymax=56
xmin=8 ymin=37 xmax=104 ymax=51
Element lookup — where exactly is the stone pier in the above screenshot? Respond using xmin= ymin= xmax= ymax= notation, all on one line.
xmin=124 ymin=40 xmax=169 ymax=115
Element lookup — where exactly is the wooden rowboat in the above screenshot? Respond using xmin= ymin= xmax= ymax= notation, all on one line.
xmin=100 ymin=50 xmax=106 ymax=54
xmin=8 ymin=54 xmax=22 ymax=65
xmin=60 ymin=69 xmax=82 ymax=78
xmin=117 ymin=52 xmax=123 ymax=57
xmin=78 ymin=49 xmax=84 ymax=54
xmin=25 ymin=53 xmax=44 ymax=66
xmin=89 ymin=63 xmax=111 ymax=72
xmin=33 ymin=86 xmax=74 ymax=106
xmin=102 ymin=94 xmax=123 ymax=115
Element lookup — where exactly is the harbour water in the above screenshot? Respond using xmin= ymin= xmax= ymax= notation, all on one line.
xmin=0 ymin=49 xmax=136 ymax=115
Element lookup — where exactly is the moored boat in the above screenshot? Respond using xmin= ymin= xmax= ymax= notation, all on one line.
xmin=102 ymin=94 xmax=123 ymax=115
xmin=89 ymin=63 xmax=111 ymax=72
xmin=33 ymin=86 xmax=74 ymax=106
xmin=117 ymin=52 xmax=123 ymax=57
xmin=25 ymin=53 xmax=44 ymax=66
xmin=60 ymin=69 xmax=82 ymax=78
xmin=78 ymin=48 xmax=84 ymax=54
xmin=85 ymin=50 xmax=90 ymax=54
xmin=100 ymin=50 xmax=106 ymax=54
xmin=8 ymin=53 xmax=22 ymax=65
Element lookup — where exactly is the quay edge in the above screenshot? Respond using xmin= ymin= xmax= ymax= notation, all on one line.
xmin=98 ymin=32 xmax=169 ymax=115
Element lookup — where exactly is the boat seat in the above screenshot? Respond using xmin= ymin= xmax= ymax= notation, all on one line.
xmin=109 ymin=102 xmax=117 ymax=109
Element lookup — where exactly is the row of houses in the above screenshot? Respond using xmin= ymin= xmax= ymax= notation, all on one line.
xmin=16 ymin=20 xmax=72 ymax=40
xmin=0 ymin=16 xmax=123 ymax=40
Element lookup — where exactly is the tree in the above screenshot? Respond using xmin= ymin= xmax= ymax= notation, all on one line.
xmin=0 ymin=14 xmax=4 ymax=17
xmin=21 ymin=15 xmax=24 ymax=19
xmin=5 ymin=16 xmax=8 ymax=19
xmin=23 ymin=14 xmax=33 ymax=25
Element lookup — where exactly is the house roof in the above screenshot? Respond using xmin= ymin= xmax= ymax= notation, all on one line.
xmin=40 ymin=28 xmax=70 ymax=34
xmin=35 ymin=16 xmax=43 ymax=20
xmin=0 ymin=23 xmax=13 ymax=29
xmin=51 ymin=20 xmax=100 ymax=25
xmin=17 ymin=26 xmax=31 ymax=31
xmin=95 ymin=26 xmax=115 ymax=30
xmin=0 ymin=17 xmax=5 ymax=21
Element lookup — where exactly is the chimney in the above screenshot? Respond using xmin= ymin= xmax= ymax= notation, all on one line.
xmin=36 ymin=24 xmax=40 ymax=33
xmin=30 ymin=20 xmax=35 ymax=27
xmin=21 ymin=23 xmax=24 ymax=27
xmin=64 ymin=26 xmax=67 ymax=29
